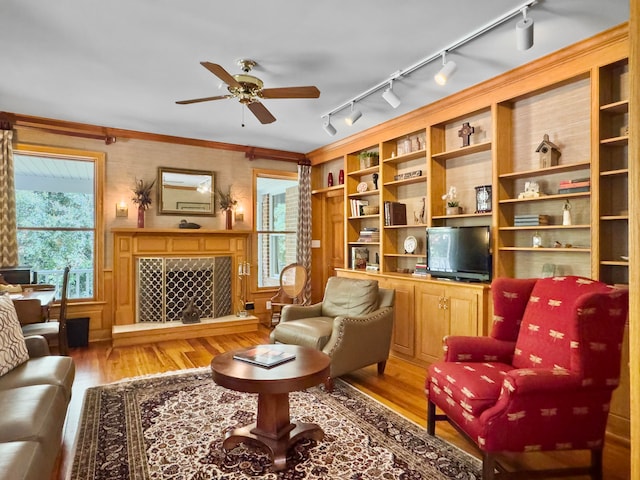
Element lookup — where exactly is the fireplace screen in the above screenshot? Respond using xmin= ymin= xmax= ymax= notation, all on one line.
xmin=136 ymin=256 xmax=232 ymax=322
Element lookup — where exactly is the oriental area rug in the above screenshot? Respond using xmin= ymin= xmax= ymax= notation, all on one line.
xmin=69 ymin=368 xmax=480 ymax=479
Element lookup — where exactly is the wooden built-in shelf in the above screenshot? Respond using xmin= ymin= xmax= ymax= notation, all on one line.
xmin=383 ymin=175 xmax=426 ymax=187
xmin=383 ymin=253 xmax=426 ymax=258
xmin=348 ymin=190 xmax=380 ymax=198
xmin=348 ymin=214 xmax=378 ymax=220
xmin=347 ymin=165 xmax=379 ymax=177
xmin=384 ymin=223 xmax=428 ymax=229
xmin=499 ymin=191 xmax=590 ymax=204
xmin=600 ymin=99 xmax=629 ymax=113
xmin=348 ymin=241 xmax=380 ymax=246
xmin=499 ymin=224 xmax=590 ymax=231
xmin=432 ymin=212 xmax=492 ymax=220
xmin=312 ymin=184 xmax=344 ymax=195
xmin=382 ymin=149 xmax=426 ymax=164
xmin=600 ymin=260 xmax=629 ymax=266
xmin=498 ymin=161 xmax=591 ymax=180
xmin=600 ymin=168 xmax=629 ymax=177
xmin=431 ymin=141 xmax=491 ymax=161
xmin=499 ymin=247 xmax=590 ymax=253
xmin=600 ymin=135 xmax=628 ymax=146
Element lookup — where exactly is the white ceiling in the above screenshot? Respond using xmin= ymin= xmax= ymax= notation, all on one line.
xmin=0 ymin=1 xmax=630 ymax=155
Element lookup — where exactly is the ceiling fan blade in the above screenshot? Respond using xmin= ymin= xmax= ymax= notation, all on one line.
xmin=261 ymin=86 xmax=320 ymax=99
xmin=176 ymin=95 xmax=230 ymax=105
xmin=201 ymin=62 xmax=242 ymax=89
xmin=247 ymin=101 xmax=276 ymax=124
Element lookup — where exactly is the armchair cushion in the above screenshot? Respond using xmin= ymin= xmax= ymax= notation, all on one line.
xmin=270 ymin=316 xmax=334 ymax=350
xmin=0 ymin=295 xmax=29 ymax=376
xmin=429 ymin=361 xmax=513 ymax=417
xmin=321 ymin=277 xmax=379 ymax=318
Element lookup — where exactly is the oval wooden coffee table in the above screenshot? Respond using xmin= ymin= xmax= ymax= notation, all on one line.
xmin=211 ymin=344 xmax=331 ymax=471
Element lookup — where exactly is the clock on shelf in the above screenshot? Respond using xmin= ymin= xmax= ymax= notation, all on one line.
xmin=404 ymin=235 xmax=418 ymax=254
xmin=357 ymin=182 xmax=368 ymax=193
xmin=475 ymin=185 xmax=492 ymax=213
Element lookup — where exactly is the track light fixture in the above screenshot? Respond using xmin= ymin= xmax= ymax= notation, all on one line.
xmin=322 ymin=115 xmax=337 ymax=136
xmin=320 ymin=0 xmax=537 ymax=134
xmin=516 ymin=6 xmax=534 ymax=50
xmin=434 ymin=52 xmax=457 ymax=86
xmin=345 ymin=103 xmax=362 ymax=126
xmin=382 ymin=80 xmax=401 ymax=108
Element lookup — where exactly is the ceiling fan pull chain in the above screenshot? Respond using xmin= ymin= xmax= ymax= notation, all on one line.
xmin=241 ymin=104 xmax=245 ymax=128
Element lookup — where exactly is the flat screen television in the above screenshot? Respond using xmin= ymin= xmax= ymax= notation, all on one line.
xmin=426 ymin=226 xmax=492 ymax=282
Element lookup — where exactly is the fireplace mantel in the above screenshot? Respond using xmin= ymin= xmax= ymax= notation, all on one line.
xmin=112 ymin=228 xmax=252 ymax=326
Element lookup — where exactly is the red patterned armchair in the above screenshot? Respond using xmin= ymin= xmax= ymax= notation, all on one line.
xmin=426 ymin=276 xmax=628 ymax=479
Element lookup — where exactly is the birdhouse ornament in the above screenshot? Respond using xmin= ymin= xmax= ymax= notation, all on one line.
xmin=536 ymin=134 xmax=561 ymax=168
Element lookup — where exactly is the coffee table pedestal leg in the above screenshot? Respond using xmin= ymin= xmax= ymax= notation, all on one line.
xmin=223 ymin=392 xmax=324 ymax=471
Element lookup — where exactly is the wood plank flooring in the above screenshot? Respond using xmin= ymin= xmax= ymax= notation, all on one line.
xmin=56 ymin=327 xmax=631 ymax=479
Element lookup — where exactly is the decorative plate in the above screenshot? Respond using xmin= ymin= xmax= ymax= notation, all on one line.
xmin=404 ymin=235 xmax=417 ymax=254
xmin=357 ymin=182 xmax=368 ymax=193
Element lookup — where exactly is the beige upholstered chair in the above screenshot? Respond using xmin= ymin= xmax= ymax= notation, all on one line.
xmin=270 ymin=276 xmax=395 ymax=387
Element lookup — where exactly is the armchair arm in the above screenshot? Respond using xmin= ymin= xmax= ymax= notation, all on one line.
xmin=24 ymin=335 xmax=51 ymax=357
xmin=322 ymin=306 xmax=394 ymax=378
xmin=443 ymin=336 xmax=516 ymax=363
xmin=280 ymin=302 xmax=323 ymax=323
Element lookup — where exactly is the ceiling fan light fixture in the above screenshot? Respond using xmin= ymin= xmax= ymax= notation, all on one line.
xmin=382 ymin=81 xmax=401 ymax=108
xmin=516 ymin=7 xmax=534 ymax=51
xmin=434 ymin=52 xmax=457 ymax=86
xmin=345 ymin=103 xmax=362 ymax=126
xmin=323 ymin=116 xmax=337 ymax=136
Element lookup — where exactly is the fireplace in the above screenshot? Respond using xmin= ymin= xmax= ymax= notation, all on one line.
xmin=136 ymin=256 xmax=232 ymax=323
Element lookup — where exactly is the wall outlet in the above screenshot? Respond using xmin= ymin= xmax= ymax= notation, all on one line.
xmin=266 ymin=301 xmax=272 ymax=310
xmin=245 ymin=301 xmax=255 ymax=311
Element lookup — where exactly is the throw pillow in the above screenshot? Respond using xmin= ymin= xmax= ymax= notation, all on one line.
xmin=0 ymin=293 xmax=29 ymax=376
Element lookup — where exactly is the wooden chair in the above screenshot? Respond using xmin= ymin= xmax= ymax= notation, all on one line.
xmin=269 ymin=263 xmax=307 ymax=326
xmin=20 ymin=266 xmax=70 ymax=355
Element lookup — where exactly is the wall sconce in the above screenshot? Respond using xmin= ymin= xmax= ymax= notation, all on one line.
xmin=235 ymin=205 xmax=244 ymax=222
xmin=115 ymin=201 xmax=128 ymax=217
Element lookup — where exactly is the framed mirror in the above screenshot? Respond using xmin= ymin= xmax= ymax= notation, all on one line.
xmin=158 ymin=167 xmax=216 ymax=215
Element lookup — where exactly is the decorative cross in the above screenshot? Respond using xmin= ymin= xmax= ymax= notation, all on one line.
xmin=458 ymin=122 xmax=475 ymax=147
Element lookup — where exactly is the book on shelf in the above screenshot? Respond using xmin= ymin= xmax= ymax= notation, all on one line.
xmin=559 ymin=180 xmax=590 ymax=189
xmin=233 ymin=346 xmax=296 ymax=368
xmin=557 ymin=186 xmax=590 ymax=194
xmin=358 ymin=229 xmax=380 ymax=242
xmin=514 ymin=214 xmax=549 ymax=226
xmin=351 ymin=246 xmax=369 ymax=270
xmin=350 ymin=199 xmax=369 ymax=217
xmin=383 ymin=201 xmax=407 ymax=226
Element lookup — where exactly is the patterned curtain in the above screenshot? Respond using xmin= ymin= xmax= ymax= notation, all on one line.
xmin=0 ymin=128 xmax=19 ymax=268
xmin=296 ymin=160 xmax=312 ymax=304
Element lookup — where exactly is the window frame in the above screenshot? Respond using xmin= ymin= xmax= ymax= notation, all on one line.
xmin=14 ymin=143 xmax=105 ymax=302
xmin=252 ymin=168 xmax=298 ymax=291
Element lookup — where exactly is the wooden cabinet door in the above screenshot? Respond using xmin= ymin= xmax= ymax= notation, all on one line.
xmin=379 ymin=277 xmax=415 ymax=356
xmin=414 ymin=283 xmax=446 ymax=363
xmin=446 ymin=285 xmax=479 ymax=337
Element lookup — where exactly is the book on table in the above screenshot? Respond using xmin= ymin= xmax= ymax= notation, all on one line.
xmin=233 ymin=346 xmax=296 ymax=368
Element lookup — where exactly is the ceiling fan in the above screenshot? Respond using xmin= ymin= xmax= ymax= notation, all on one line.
xmin=176 ymin=59 xmax=320 ymax=124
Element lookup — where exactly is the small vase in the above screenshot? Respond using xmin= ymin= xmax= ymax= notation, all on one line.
xmin=446 ymin=206 xmax=462 ymax=216
xmin=338 ymin=169 xmax=344 ymax=185
xmin=137 ymin=206 xmax=145 ymax=228
xmin=225 ymin=209 xmax=233 ymax=230
xmin=327 ymin=172 xmax=334 ymax=187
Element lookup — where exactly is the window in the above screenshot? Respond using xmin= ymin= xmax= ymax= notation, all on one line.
xmin=254 ymin=169 xmax=298 ymax=288
xmin=13 ymin=145 xmax=104 ymax=300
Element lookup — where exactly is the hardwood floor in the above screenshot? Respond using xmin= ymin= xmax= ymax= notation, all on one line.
xmin=56 ymin=327 xmax=631 ymax=479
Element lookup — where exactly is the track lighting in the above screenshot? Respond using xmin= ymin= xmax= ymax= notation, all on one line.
xmin=434 ymin=52 xmax=457 ymax=86
xmin=320 ymin=0 xmax=537 ymax=134
xmin=382 ymin=80 xmax=401 ymax=108
xmin=345 ymin=103 xmax=362 ymax=126
xmin=516 ymin=6 xmax=534 ymax=50
xmin=322 ymin=115 xmax=337 ymax=136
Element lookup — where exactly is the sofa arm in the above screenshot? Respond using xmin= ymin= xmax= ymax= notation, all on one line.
xmin=24 ymin=335 xmax=51 ymax=357
xmin=443 ymin=336 xmax=516 ymax=363
xmin=322 ymin=306 xmax=394 ymax=378
xmin=280 ymin=302 xmax=323 ymax=323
